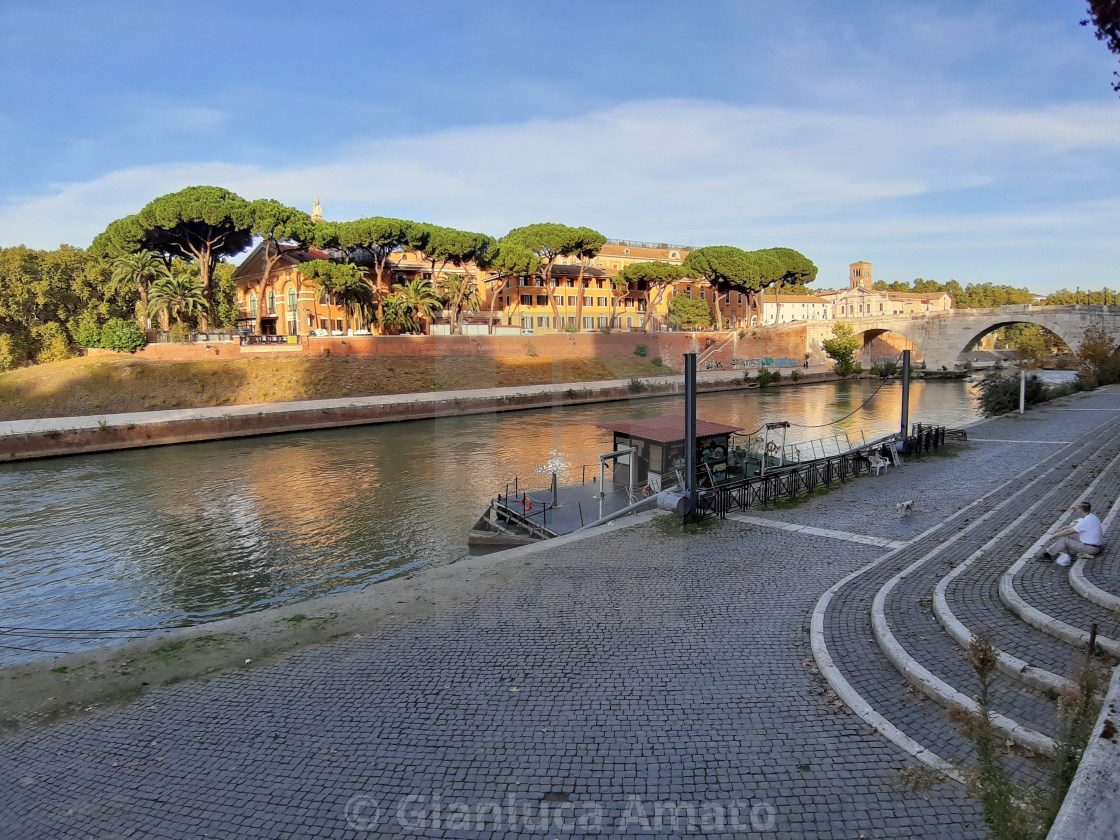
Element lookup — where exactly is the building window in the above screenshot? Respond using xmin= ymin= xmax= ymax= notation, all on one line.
xmin=287 ymin=287 xmax=297 ymax=311
xmin=536 ymin=295 xmax=549 ymax=306
xmin=567 ymin=296 xmax=577 ymax=306
xmin=583 ymin=317 xmax=594 ymax=329
xmin=626 ymin=317 xmax=633 ymax=327
xmin=249 ymin=295 xmax=258 ymax=317
xmin=553 ymin=295 xmax=563 ymax=305
xmin=319 ymin=289 xmax=330 ymax=306
xmin=670 ymin=252 xmax=678 ymax=259
xmin=700 ymin=289 xmax=706 ymax=300
xmin=267 ymin=290 xmax=276 ymax=315
xmin=597 ymin=317 xmax=608 ymax=329
xmin=537 ymin=316 xmax=549 ymax=328
xmin=596 ymin=296 xmax=607 ymax=307
xmin=520 ymin=294 xmax=532 ymax=305
xmin=583 ymin=296 xmax=593 ymax=306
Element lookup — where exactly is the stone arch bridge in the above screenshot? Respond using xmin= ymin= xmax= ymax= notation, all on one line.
xmin=804 ymin=304 xmax=1120 ymax=370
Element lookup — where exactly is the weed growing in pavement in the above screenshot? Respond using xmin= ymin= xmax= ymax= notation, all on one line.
xmin=953 ymin=634 xmax=1104 ymax=840
xmin=652 ymin=513 xmax=716 ymax=537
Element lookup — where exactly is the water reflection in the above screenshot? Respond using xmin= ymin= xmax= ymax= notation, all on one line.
xmin=0 ymin=379 xmax=980 ymax=661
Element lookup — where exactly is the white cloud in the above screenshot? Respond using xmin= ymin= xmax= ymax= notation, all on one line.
xmin=2 ymin=97 xmax=1118 ymax=292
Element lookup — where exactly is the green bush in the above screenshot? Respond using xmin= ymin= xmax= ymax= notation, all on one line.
xmin=756 ymin=367 xmax=783 ymax=386
xmin=99 ymin=319 xmax=147 ymax=353
xmin=31 ymin=322 xmax=73 ymax=365
xmin=974 ymin=371 xmax=1092 ymax=417
xmin=70 ymin=312 xmax=105 ymax=348
xmin=651 ymin=357 xmax=664 ymax=368
xmin=627 ymin=377 xmax=647 ymax=393
xmin=634 ymin=344 xmax=648 ymax=357
xmin=790 ymin=368 xmax=802 ymax=382
xmin=0 ymin=334 xmax=17 ymax=372
xmin=169 ymin=322 xmax=193 ymax=344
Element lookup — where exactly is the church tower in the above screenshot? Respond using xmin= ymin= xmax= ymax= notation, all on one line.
xmin=849 ymin=261 xmax=872 ymax=290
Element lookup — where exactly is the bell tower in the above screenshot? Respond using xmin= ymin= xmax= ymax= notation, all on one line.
xmin=849 ymin=261 xmax=872 ymax=290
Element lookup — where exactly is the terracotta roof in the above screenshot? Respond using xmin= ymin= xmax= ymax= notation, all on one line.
xmin=885 ymin=291 xmax=951 ymax=299
xmin=598 ymin=416 xmax=741 ymax=444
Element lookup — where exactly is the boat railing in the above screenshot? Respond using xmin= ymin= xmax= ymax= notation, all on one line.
xmin=733 ymin=429 xmax=869 ymax=467
xmin=699 ymin=425 xmax=951 ymax=519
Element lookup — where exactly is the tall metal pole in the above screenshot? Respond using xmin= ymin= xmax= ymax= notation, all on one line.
xmin=1019 ymin=367 xmax=1026 ymax=414
xmin=684 ymin=352 xmax=698 ymax=519
xmin=899 ymin=350 xmax=911 ymax=440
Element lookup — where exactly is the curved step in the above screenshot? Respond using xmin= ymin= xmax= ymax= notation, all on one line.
xmin=999 ymin=491 xmax=1120 ymax=657
xmin=1069 ymin=556 xmax=1120 ymax=614
xmin=875 ymin=570 xmax=1057 ymax=756
xmin=934 ymin=559 xmax=1076 ymax=695
xmin=1000 ymin=559 xmax=1120 ymax=657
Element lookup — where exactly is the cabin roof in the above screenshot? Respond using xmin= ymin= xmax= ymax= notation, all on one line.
xmin=597 ymin=416 xmax=741 ymax=444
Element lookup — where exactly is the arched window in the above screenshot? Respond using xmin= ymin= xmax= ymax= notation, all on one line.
xmin=267 ymin=290 xmax=275 ymax=314
xmin=319 ymin=289 xmax=330 ymax=306
xmin=249 ymin=295 xmax=258 ymax=317
xmin=287 ymin=287 xmax=297 ymax=311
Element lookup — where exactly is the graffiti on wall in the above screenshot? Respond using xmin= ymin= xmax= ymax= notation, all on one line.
xmin=730 ymin=357 xmax=799 ymax=368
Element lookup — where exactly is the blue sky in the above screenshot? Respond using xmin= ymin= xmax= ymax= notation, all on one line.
xmin=1 ymin=0 xmax=1118 ymax=293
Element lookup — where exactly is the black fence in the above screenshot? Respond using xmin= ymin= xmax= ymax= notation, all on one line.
xmin=697 ymin=425 xmax=954 ymax=520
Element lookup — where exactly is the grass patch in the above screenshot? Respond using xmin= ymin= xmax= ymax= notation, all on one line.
xmin=50 ymin=666 xmax=68 ymax=674
xmin=0 ymin=354 xmax=677 ymax=421
xmin=653 ymin=512 xmax=718 ymax=537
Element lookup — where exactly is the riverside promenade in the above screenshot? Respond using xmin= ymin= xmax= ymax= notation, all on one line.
xmin=2 ymin=387 xmax=1119 ymax=838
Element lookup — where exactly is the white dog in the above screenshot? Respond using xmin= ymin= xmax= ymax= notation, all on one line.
xmin=896 ymin=499 xmax=917 ymax=516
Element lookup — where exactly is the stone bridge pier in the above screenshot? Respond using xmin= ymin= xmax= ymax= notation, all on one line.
xmin=805 ymin=304 xmax=1120 ymax=370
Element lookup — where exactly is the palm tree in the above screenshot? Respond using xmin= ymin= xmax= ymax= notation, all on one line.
xmin=391 ymin=277 xmax=442 ymax=334
xmin=147 ymin=269 xmax=208 ymax=326
xmin=108 ymin=251 xmax=164 ymax=328
xmin=438 ymin=273 xmax=482 ymax=334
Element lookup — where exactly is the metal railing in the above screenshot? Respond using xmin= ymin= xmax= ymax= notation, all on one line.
xmin=698 ymin=425 xmax=953 ymax=519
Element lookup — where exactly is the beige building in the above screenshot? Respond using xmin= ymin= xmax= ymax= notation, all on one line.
xmin=819 ymin=261 xmax=952 ymax=320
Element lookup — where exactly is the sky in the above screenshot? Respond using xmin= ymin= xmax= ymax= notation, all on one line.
xmin=0 ymin=0 xmax=1118 ymax=293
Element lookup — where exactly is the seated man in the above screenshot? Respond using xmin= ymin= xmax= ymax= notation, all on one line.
xmin=1038 ymin=501 xmax=1103 ymax=567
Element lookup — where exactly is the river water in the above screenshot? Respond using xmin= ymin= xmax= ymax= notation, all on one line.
xmin=0 ymin=378 xmax=985 ymax=662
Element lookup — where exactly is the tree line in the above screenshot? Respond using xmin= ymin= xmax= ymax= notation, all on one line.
xmin=1 ymin=185 xmax=821 ymax=368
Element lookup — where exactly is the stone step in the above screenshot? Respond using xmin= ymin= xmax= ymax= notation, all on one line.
xmin=814 ymin=553 xmax=1050 ymax=788
xmin=1069 ymin=553 xmax=1120 ymax=614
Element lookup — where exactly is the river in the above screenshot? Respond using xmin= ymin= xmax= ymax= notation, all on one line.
xmin=0 ymin=378 xmax=986 ymax=662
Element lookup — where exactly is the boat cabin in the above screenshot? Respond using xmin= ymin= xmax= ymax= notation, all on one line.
xmin=597 ymin=416 xmax=743 ymax=489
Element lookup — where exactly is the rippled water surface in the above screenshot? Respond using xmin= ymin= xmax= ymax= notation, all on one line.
xmin=0 ymin=379 xmax=981 ymax=661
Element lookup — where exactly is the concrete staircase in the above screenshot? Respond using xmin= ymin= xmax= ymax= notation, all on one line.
xmin=812 ymin=408 xmax=1120 ymax=788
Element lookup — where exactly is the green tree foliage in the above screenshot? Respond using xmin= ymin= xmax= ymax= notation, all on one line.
xmin=1082 ymin=0 xmax=1120 ymax=94
xmin=1046 ymin=288 xmax=1118 ymax=305
xmin=570 ymin=227 xmax=607 ymax=331
xmin=682 ymin=245 xmax=757 ymax=329
xmin=1002 ymin=324 xmax=1053 ymax=365
xmin=822 ymin=322 xmax=861 ymax=377
xmin=1077 ymin=325 xmax=1117 ymax=379
xmin=211 ymin=262 xmax=239 ymax=329
xmin=976 ymin=371 xmax=1048 ymax=417
xmin=246 ymin=200 xmax=315 ymax=333
xmin=666 ymin=294 xmax=713 ymax=330
xmin=299 ymin=260 xmax=373 ymax=334
xmin=437 ymin=272 xmax=482 ymax=332
xmin=32 ymin=322 xmax=73 ymax=364
xmin=147 ymin=269 xmax=208 ymax=326
xmin=500 ymin=222 xmax=603 ymax=328
xmin=321 ymin=217 xmax=419 ymax=327
xmin=0 ymin=244 xmax=121 ymax=368
xmin=99 ymin=319 xmax=148 ymax=352
xmin=91 ymin=187 xmax=255 ymax=326
xmin=387 ymin=277 xmax=442 ymax=334
xmin=0 ymin=334 xmax=16 ymax=372
xmin=616 ymin=262 xmax=690 ymax=331
xmin=411 ymin=226 xmax=493 ymax=332
xmin=107 ymin=250 xmax=164 ymax=327
xmin=871 ymin=278 xmax=1033 ymax=308
xmin=479 ymin=239 xmax=542 ymax=327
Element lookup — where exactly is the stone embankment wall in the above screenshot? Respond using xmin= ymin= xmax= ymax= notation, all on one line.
xmin=1 ymin=372 xmax=843 ymax=463
xmin=89 ymin=328 xmax=817 ymax=370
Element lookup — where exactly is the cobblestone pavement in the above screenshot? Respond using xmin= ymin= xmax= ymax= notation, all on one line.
xmin=1 ymin=388 xmax=1117 ymax=840
xmin=809 ymin=387 xmax=1120 ymax=789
